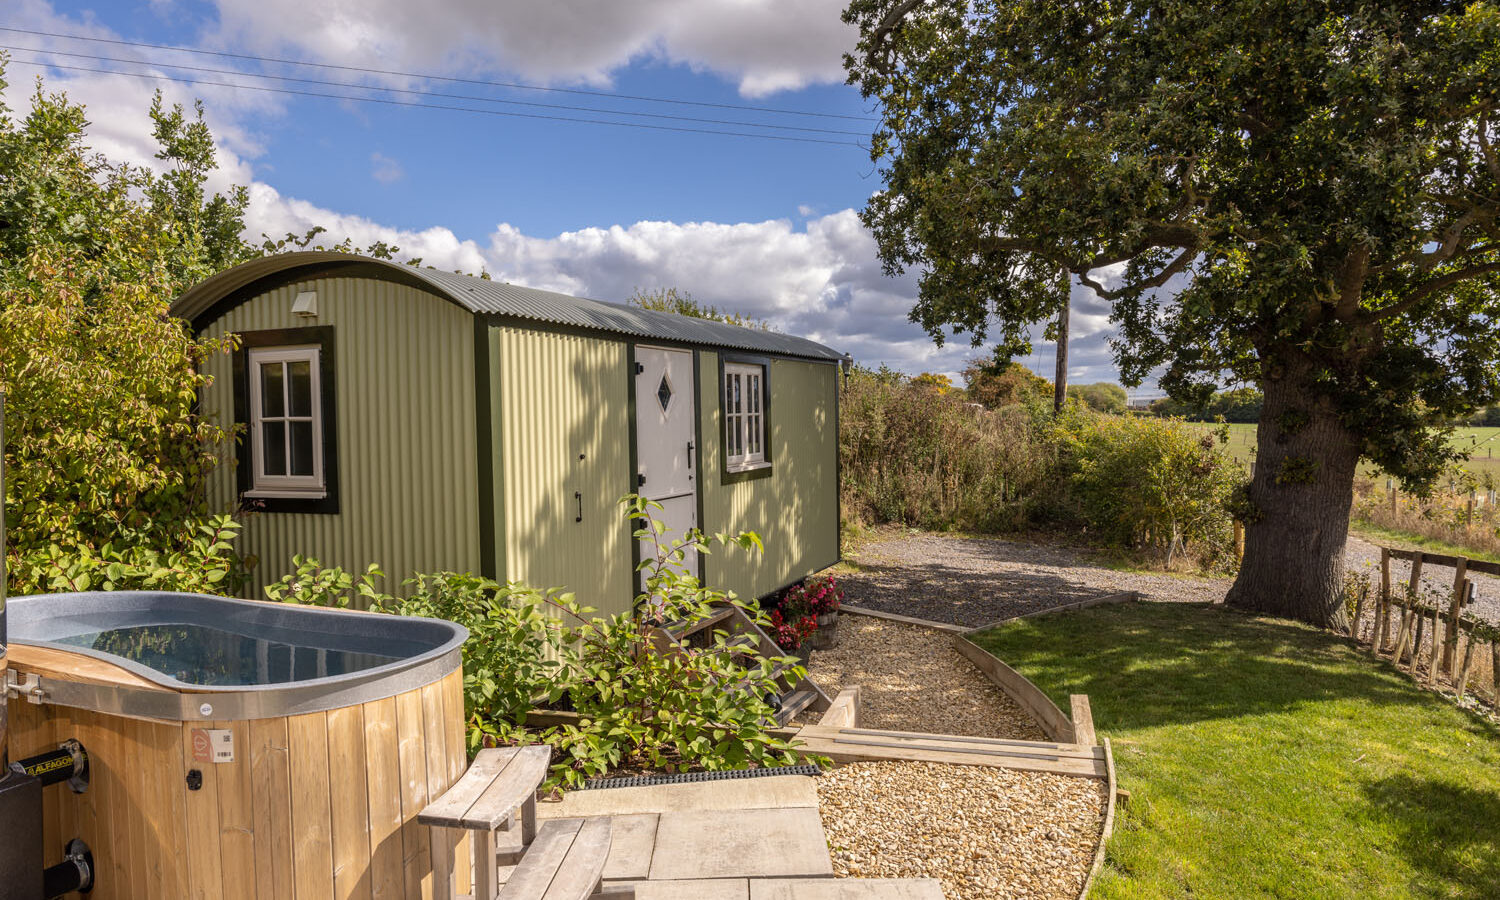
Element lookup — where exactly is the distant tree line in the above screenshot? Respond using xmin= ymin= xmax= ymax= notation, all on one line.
xmin=958 ymin=359 xmax=1127 ymax=414
xmin=1148 ymin=388 xmax=1264 ymax=423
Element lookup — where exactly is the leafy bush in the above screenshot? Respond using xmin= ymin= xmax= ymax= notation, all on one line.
xmin=11 ymin=515 xmax=245 ymax=595
xmin=1060 ymin=417 xmax=1243 ymax=568
xmin=839 ymin=366 xmax=1058 ymax=531
xmin=272 ymin=496 xmax=815 ymax=790
xmin=841 ymin=366 xmax=1244 ymax=568
xmin=0 ymin=63 xmax=253 ymax=596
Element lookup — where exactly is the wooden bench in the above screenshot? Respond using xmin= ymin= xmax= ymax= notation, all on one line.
xmin=420 ymin=745 xmax=629 ymax=900
xmin=497 ymin=817 xmax=623 ymax=900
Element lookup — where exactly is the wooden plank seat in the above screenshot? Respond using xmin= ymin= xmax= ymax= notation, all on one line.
xmin=421 ymin=745 xmax=552 ymax=899
xmin=498 ymin=817 xmax=626 ymax=900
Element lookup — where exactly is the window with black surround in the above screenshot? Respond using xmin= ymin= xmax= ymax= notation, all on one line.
xmin=722 ymin=357 xmax=770 ymax=475
xmin=234 ymin=328 xmax=339 ymax=513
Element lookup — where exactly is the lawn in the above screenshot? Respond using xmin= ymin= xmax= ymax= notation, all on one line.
xmin=1187 ymin=422 xmax=1500 ymax=480
xmin=969 ymin=602 xmax=1500 ymax=899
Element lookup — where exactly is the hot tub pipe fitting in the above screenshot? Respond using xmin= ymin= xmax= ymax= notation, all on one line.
xmin=11 ymin=740 xmax=89 ymax=793
xmin=42 ymin=839 xmax=94 ymax=898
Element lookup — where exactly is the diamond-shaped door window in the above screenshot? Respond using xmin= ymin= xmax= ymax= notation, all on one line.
xmin=657 ymin=374 xmax=673 ymax=412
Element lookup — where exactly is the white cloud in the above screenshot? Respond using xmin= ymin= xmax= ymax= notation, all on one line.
xmin=369 ymin=151 xmax=404 ymax=184
xmin=5 ymin=1 xmax=1130 ymax=386
xmin=201 ymin=0 xmax=854 ymax=97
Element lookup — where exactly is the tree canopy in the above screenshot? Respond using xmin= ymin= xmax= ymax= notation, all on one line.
xmin=844 ymin=1 xmax=1500 ymax=625
xmin=627 ymin=286 xmax=770 ymax=330
xmin=0 ymin=63 xmax=254 ymax=592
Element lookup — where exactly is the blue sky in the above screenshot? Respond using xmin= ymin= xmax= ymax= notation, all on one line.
xmin=4 ymin=0 xmax=1142 ymax=389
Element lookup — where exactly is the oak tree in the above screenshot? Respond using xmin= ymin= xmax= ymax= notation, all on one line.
xmin=844 ymin=1 xmax=1500 ymax=627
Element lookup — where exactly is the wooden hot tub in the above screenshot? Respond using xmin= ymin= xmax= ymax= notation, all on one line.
xmin=3 ymin=591 xmax=470 ymax=900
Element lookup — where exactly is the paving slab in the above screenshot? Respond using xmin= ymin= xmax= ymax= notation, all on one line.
xmin=632 ymin=879 xmax=752 ymax=900
xmin=750 ymin=879 xmax=947 ymax=900
xmin=538 ymin=776 xmax=820 ymax=818
xmin=648 ymin=807 xmax=834 ymax=881
xmin=601 ymin=813 xmax=660 ymax=881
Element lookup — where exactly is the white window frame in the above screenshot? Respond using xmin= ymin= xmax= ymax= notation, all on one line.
xmin=724 ymin=362 xmax=768 ymax=471
xmin=246 ymin=345 xmax=326 ymax=498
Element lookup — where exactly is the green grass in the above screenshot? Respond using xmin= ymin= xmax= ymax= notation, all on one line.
xmin=1350 ymin=523 xmax=1500 ymax=567
xmin=970 ymin=602 xmax=1500 ymax=899
xmin=1187 ymin=422 xmax=1500 ymax=479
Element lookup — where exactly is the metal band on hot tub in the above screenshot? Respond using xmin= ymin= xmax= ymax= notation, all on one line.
xmin=9 ymin=644 xmax=462 ymax=721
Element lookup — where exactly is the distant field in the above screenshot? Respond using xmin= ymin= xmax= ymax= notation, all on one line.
xmin=1184 ymin=421 xmax=1500 ymax=480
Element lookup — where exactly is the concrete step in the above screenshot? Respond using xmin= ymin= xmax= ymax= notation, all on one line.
xmin=630 ymin=878 xmax=946 ymax=900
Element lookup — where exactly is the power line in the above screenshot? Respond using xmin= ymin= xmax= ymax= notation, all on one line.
xmin=0 ymin=44 xmax=869 ymax=137
xmin=2 ymin=58 xmax=868 ymax=148
xmin=0 ymin=25 xmax=878 ymax=123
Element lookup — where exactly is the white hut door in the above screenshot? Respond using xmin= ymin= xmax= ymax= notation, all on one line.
xmin=634 ymin=346 xmax=699 ymax=582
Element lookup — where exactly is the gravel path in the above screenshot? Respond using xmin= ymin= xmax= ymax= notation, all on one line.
xmin=818 ymin=761 xmax=1105 ymax=900
xmin=840 ymin=528 xmax=1500 ymax=630
xmin=840 ymin=530 xmax=1227 ymax=627
xmin=799 ymin=617 xmax=1048 ymax=741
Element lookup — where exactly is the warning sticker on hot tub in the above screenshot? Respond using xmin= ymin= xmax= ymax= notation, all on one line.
xmin=192 ymin=728 xmax=234 ymax=763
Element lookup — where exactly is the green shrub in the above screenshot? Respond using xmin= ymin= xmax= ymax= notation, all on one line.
xmin=839 ymin=366 xmax=1057 ymax=531
xmin=0 ymin=65 xmax=252 ymax=596
xmin=12 ymin=515 xmax=245 ymax=595
xmin=272 ymin=496 xmax=814 ymax=791
xmin=1060 ymin=417 xmax=1243 ymax=568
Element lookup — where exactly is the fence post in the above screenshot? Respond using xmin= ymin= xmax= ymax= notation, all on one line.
xmin=1391 ymin=607 xmax=1414 ymax=665
xmin=1427 ymin=607 xmax=1442 ymax=685
xmin=1444 ymin=559 xmax=1468 ymax=674
xmin=1233 ymin=521 xmax=1244 ymax=564
xmin=1456 ymin=631 xmax=1477 ymax=700
xmin=1375 ymin=548 xmax=1392 ymax=654
xmin=1351 ymin=585 xmax=1369 ymax=643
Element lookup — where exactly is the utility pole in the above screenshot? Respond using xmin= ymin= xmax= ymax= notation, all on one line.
xmin=1053 ymin=296 xmax=1070 ymax=414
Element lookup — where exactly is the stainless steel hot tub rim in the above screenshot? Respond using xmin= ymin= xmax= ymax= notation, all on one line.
xmin=5 ymin=590 xmax=468 ymax=721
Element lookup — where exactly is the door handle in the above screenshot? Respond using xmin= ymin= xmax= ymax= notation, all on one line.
xmin=687 ymin=441 xmax=695 ymax=470
xmin=575 ymin=491 xmax=583 ymax=523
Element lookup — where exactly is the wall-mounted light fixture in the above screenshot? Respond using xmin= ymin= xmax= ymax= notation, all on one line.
xmin=291 ymin=291 xmax=318 ymax=318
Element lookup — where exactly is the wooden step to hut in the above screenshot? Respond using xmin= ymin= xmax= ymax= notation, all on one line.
xmin=793 ymin=725 xmax=1107 ymax=778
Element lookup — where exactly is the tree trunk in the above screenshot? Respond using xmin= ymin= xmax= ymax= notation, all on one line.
xmin=1224 ymin=360 xmax=1361 ymax=629
xmin=1053 ymin=302 xmax=1069 ymax=413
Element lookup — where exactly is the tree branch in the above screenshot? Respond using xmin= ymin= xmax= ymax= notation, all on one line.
xmin=1367 ymin=262 xmax=1500 ymax=322
xmin=1076 ymin=247 xmax=1196 ymax=300
xmin=864 ymin=0 xmax=927 ymax=74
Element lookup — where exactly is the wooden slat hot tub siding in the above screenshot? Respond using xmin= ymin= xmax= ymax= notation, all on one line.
xmin=4 ymin=664 xmax=466 ymax=900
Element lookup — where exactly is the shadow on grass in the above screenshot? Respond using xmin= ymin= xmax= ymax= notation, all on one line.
xmin=1363 ymin=775 xmax=1500 ymax=899
xmin=972 ymin=601 xmax=1500 ymax=736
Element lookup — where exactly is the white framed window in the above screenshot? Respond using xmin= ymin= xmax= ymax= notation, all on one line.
xmin=724 ymin=362 xmax=767 ymax=470
xmin=247 ymin=346 xmax=326 ymax=497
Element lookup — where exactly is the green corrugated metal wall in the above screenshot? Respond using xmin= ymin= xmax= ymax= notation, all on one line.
xmin=199 ymin=277 xmax=482 ymax=598
xmin=490 ymin=325 xmax=635 ymax=619
xmin=698 ymin=352 xmax=841 ymax=601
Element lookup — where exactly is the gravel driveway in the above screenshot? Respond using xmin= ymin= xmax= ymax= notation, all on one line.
xmin=839 ymin=530 xmax=1228 ymax=627
xmin=839 ymin=528 xmax=1500 ymax=631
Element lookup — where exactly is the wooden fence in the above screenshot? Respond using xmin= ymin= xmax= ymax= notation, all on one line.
xmin=1358 ymin=547 xmax=1500 ymax=705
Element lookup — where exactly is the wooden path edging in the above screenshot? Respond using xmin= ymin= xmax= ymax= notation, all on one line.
xmin=1077 ymin=737 xmax=1119 ymax=900
xmin=962 ymin=591 xmax=1141 ymax=636
xmin=838 ymin=605 xmax=972 ymax=633
xmin=951 ymin=633 xmax=1081 ymax=744
xmin=839 ymin=601 xmax=1114 ymax=746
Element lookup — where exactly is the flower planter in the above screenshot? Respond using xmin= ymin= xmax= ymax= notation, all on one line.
xmin=810 ymin=612 xmax=840 ymax=650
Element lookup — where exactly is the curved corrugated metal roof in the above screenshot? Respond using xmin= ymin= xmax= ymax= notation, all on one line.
xmin=171 ymin=251 xmax=846 ymax=362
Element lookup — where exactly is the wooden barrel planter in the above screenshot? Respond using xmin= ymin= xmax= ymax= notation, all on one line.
xmin=4 ymin=591 xmax=469 ymax=900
